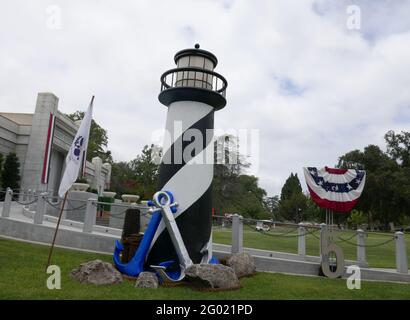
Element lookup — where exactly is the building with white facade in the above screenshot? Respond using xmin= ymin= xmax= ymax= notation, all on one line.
xmin=0 ymin=92 xmax=111 ymax=195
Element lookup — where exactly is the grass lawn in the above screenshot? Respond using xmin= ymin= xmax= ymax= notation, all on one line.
xmin=213 ymin=225 xmax=410 ymax=269
xmin=0 ymin=237 xmax=409 ymax=300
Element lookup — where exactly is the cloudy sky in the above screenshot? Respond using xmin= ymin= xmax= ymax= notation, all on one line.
xmin=1 ymin=0 xmax=410 ymax=196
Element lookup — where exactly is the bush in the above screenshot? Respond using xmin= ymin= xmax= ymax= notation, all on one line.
xmin=86 ymin=188 xmax=99 ymax=194
xmin=2 ymin=153 xmax=20 ymax=190
xmin=75 ymin=178 xmax=88 ymax=184
xmin=347 ymin=210 xmax=367 ymax=229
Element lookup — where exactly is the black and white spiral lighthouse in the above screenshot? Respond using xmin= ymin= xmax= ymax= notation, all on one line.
xmin=147 ymin=44 xmax=228 ymax=266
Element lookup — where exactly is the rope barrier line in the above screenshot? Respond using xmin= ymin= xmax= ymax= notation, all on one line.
xmin=364 ymin=231 xmax=401 ymax=237
xmin=44 ymin=198 xmax=86 ymax=211
xmin=242 ymin=221 xmax=320 ymax=238
xmin=91 ymin=201 xmax=149 ymax=209
xmin=334 ymin=232 xmax=358 ymax=243
xmin=12 ymin=198 xmax=38 ymax=205
xmin=101 ymin=212 xmax=128 ymax=219
xmin=44 ymin=198 xmax=62 ymax=207
xmin=93 ymin=204 xmax=153 ymax=219
xmin=101 ymin=208 xmax=132 ymax=217
xmin=63 ymin=204 xmax=87 ymax=212
xmin=335 ymin=236 xmax=396 ymax=247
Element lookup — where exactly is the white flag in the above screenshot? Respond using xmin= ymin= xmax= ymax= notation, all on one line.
xmin=58 ymin=96 xmax=94 ymax=197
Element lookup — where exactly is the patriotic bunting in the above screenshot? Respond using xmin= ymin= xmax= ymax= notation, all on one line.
xmin=303 ymin=166 xmax=366 ymax=213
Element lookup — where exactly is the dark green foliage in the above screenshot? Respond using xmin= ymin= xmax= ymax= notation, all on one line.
xmin=212 ymin=163 xmax=269 ymax=219
xmin=278 ymin=173 xmax=307 ymax=222
xmin=0 ymin=153 xmax=4 ymax=187
xmin=337 ymin=131 xmax=410 ymax=228
xmin=97 ymin=196 xmax=114 ymax=211
xmin=110 ymin=161 xmax=137 ymax=196
xmin=385 ymin=130 xmax=410 ymax=168
xmin=129 ymin=145 xmax=161 ymax=199
xmin=280 ymin=173 xmax=302 ymax=201
xmin=75 ymin=178 xmax=88 ymax=184
xmin=263 ymin=195 xmax=280 ymax=219
xmin=303 ymin=196 xmax=324 ymax=222
xmin=1 ymin=153 xmax=20 ymax=190
xmin=110 ymin=145 xmax=160 ymax=199
xmin=67 ymin=111 xmax=112 ymax=163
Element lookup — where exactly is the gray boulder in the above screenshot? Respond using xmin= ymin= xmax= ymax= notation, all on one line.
xmin=135 ymin=272 xmax=159 ymax=289
xmin=226 ymin=252 xmax=256 ymax=277
xmin=70 ymin=259 xmax=123 ymax=285
xmin=185 ymin=264 xmax=240 ymax=289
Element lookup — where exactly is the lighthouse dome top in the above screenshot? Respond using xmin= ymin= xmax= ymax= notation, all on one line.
xmin=159 ymin=44 xmax=227 ymax=110
xmin=174 ymin=44 xmax=218 ymax=68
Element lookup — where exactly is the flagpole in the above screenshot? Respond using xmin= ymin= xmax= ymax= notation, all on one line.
xmin=46 ymin=190 xmax=69 ymax=269
xmin=46 ymin=95 xmax=94 ymax=269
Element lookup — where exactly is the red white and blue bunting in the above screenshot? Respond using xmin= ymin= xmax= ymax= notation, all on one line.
xmin=303 ymin=167 xmax=366 ymax=213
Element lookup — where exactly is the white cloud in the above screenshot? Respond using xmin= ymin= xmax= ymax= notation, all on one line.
xmin=0 ymin=0 xmax=409 ymax=196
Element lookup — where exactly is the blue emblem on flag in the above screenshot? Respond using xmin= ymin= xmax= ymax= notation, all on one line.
xmin=73 ymin=136 xmax=84 ymax=160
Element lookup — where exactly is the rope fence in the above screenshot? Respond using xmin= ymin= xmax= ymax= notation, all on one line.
xmin=336 ymin=234 xmax=396 ymax=248
xmin=212 ymin=216 xmax=401 ymax=255
xmin=11 ymin=197 xmax=38 ymax=206
xmin=242 ymin=220 xmax=321 ymax=238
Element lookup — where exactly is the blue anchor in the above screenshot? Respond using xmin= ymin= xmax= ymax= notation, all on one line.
xmin=113 ymin=191 xmax=178 ymax=278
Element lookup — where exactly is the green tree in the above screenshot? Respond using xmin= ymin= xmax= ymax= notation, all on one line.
xmin=347 ymin=210 xmax=367 ymax=229
xmin=263 ymin=195 xmax=280 ymax=220
xmin=304 ymin=195 xmax=324 ymax=222
xmin=337 ymin=132 xmax=410 ymax=228
xmin=67 ymin=111 xmax=112 ymax=163
xmin=0 ymin=153 xmax=4 ymax=188
xmin=129 ymin=144 xmax=161 ymax=199
xmin=213 ymin=173 xmax=269 ymax=219
xmin=110 ymin=161 xmax=138 ymax=196
xmin=280 ymin=173 xmax=302 ymax=201
xmin=385 ymin=130 xmax=410 ymax=168
xmin=211 ymin=136 xmax=269 ymax=219
xmin=2 ymin=153 xmax=20 ymax=190
xmin=110 ymin=145 xmax=161 ymax=199
xmin=279 ymin=173 xmax=307 ymax=222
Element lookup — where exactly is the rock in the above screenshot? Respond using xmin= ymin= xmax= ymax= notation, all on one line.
xmin=135 ymin=272 xmax=159 ymax=289
xmin=70 ymin=260 xmax=123 ymax=285
xmin=226 ymin=253 xmax=256 ymax=277
xmin=185 ymin=264 xmax=240 ymax=289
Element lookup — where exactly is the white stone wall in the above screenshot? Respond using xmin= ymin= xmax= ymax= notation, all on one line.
xmin=21 ymin=93 xmax=59 ymax=192
xmin=0 ymin=92 xmax=112 ymax=194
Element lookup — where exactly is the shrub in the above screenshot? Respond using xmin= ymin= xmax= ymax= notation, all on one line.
xmin=2 ymin=153 xmax=20 ymax=190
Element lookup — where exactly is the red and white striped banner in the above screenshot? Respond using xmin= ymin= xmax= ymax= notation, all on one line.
xmin=41 ymin=113 xmax=56 ymax=184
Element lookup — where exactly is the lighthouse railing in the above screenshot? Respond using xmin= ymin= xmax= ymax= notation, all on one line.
xmin=160 ymin=67 xmax=228 ymax=97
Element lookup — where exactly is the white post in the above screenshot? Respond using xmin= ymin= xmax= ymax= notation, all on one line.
xmin=83 ymin=198 xmax=97 ymax=233
xmin=298 ymin=223 xmax=306 ymax=256
xmin=231 ymin=214 xmax=243 ymax=254
xmin=2 ymin=188 xmax=13 ymax=218
xmin=357 ymin=229 xmax=366 ymax=266
xmin=395 ymin=231 xmax=408 ymax=274
xmin=319 ymin=223 xmax=327 ymax=256
xmin=34 ymin=192 xmax=47 ymax=224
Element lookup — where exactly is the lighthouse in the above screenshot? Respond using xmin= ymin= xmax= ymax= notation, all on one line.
xmin=146 ymin=44 xmax=228 ymax=267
